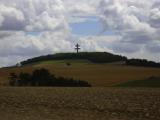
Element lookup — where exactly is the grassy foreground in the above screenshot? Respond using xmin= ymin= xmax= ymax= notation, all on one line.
xmin=0 ymin=87 xmax=160 ymax=120
xmin=0 ymin=60 xmax=160 ymax=86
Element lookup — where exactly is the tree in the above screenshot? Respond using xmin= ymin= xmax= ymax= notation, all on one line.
xmin=31 ymin=68 xmax=55 ymax=86
xmin=9 ymin=72 xmax=18 ymax=86
xmin=18 ymin=72 xmax=31 ymax=86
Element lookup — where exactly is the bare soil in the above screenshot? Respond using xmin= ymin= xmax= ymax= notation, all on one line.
xmin=0 ymin=87 xmax=160 ymax=120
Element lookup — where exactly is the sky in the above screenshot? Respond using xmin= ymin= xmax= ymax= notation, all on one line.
xmin=0 ymin=0 xmax=160 ymax=67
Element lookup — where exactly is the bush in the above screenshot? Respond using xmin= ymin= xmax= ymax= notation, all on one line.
xmin=66 ymin=62 xmax=71 ymax=66
xmin=31 ymin=68 xmax=55 ymax=86
xmin=9 ymin=68 xmax=91 ymax=87
xmin=9 ymin=73 xmax=18 ymax=86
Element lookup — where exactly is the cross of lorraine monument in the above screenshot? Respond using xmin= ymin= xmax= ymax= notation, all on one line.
xmin=75 ymin=43 xmax=80 ymax=53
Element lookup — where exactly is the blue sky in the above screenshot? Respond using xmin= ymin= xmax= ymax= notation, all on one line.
xmin=70 ymin=16 xmax=101 ymax=36
xmin=70 ymin=16 xmax=114 ymax=36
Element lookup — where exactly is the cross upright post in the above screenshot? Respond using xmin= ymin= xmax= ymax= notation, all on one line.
xmin=75 ymin=43 xmax=80 ymax=53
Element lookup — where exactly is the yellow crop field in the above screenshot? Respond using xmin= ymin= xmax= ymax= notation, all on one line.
xmin=0 ymin=60 xmax=160 ymax=86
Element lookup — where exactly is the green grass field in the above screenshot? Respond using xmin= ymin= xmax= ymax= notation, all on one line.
xmin=26 ymin=59 xmax=92 ymax=66
xmin=116 ymin=77 xmax=160 ymax=87
xmin=0 ymin=59 xmax=160 ymax=87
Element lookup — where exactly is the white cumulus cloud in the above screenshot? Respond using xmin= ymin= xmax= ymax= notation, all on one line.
xmin=99 ymin=0 xmax=160 ymax=55
xmin=0 ymin=0 xmax=68 ymax=31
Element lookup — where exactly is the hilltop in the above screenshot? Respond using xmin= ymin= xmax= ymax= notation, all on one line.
xmin=19 ymin=52 xmax=160 ymax=68
xmin=20 ymin=52 xmax=127 ymax=65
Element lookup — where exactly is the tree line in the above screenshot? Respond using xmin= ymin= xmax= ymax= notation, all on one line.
xmin=126 ymin=59 xmax=160 ymax=68
xmin=9 ymin=68 xmax=91 ymax=87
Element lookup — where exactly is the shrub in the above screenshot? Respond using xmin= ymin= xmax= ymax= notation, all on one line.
xmin=9 ymin=73 xmax=18 ymax=86
xmin=66 ymin=62 xmax=71 ymax=66
xmin=9 ymin=68 xmax=91 ymax=87
xmin=18 ymin=72 xmax=31 ymax=86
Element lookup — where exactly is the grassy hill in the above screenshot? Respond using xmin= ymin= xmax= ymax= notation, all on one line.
xmin=20 ymin=52 xmax=127 ymax=65
xmin=19 ymin=52 xmax=160 ymax=68
xmin=0 ymin=52 xmax=160 ymax=87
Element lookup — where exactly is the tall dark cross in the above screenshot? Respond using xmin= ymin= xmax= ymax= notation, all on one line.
xmin=75 ymin=43 xmax=80 ymax=53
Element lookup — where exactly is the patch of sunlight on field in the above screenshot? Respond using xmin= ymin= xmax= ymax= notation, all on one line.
xmin=32 ymin=59 xmax=92 ymax=67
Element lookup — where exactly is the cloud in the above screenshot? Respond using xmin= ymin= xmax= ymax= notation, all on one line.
xmin=149 ymin=8 xmax=160 ymax=28
xmin=63 ymin=0 xmax=101 ymax=23
xmin=0 ymin=31 xmax=74 ymax=56
xmin=0 ymin=4 xmax=25 ymax=30
xmin=77 ymin=35 xmax=118 ymax=53
xmin=145 ymin=41 xmax=160 ymax=53
xmin=99 ymin=0 xmax=156 ymax=32
xmin=63 ymin=0 xmax=100 ymax=16
xmin=0 ymin=0 xmax=68 ymax=32
xmin=111 ymin=42 xmax=142 ymax=53
xmin=99 ymin=0 xmax=160 ymax=54
xmin=0 ymin=31 xmax=74 ymax=67
xmin=0 ymin=0 xmax=72 ymax=67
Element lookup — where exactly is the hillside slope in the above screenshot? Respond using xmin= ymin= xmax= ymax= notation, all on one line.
xmin=19 ymin=52 xmax=160 ymax=68
xmin=1 ymin=60 xmax=160 ymax=87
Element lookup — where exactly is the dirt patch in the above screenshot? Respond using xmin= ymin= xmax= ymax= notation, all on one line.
xmin=0 ymin=87 xmax=160 ymax=120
